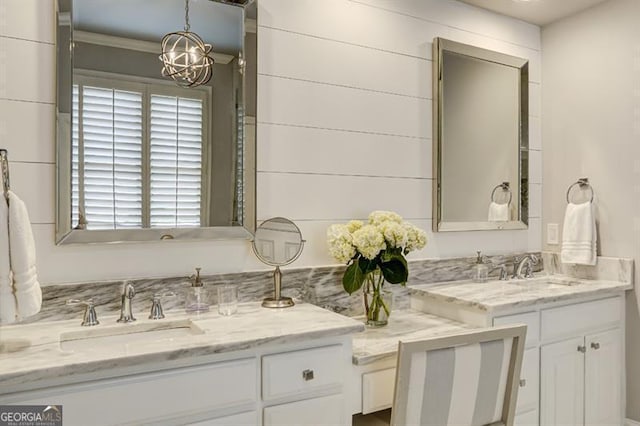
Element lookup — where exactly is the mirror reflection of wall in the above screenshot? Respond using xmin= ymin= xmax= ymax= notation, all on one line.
xmin=254 ymin=218 xmax=304 ymax=266
xmin=433 ymin=38 xmax=529 ymax=232
xmin=56 ymin=0 xmax=257 ymax=243
xmin=441 ymin=51 xmax=519 ymax=223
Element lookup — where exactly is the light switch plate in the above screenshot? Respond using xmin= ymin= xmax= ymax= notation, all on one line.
xmin=547 ymin=223 xmax=559 ymax=245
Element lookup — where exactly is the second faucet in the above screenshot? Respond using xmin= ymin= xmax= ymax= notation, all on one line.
xmin=117 ymin=282 xmax=136 ymax=323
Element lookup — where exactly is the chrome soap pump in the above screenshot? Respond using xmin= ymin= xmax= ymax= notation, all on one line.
xmin=185 ymin=267 xmax=210 ymax=313
xmin=471 ymin=251 xmax=489 ymax=283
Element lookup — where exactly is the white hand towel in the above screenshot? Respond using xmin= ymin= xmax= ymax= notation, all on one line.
xmin=8 ymin=190 xmax=41 ymax=320
xmin=0 ymin=191 xmax=17 ymax=324
xmin=488 ymin=202 xmax=509 ymax=222
xmin=561 ymin=202 xmax=597 ymax=265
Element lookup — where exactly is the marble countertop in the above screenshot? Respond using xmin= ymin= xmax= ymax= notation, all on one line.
xmin=351 ymin=309 xmax=474 ymax=365
xmin=409 ymin=274 xmax=633 ymax=314
xmin=0 ymin=302 xmax=364 ymax=395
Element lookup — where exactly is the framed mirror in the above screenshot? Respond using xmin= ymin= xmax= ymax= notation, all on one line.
xmin=55 ymin=0 xmax=257 ymax=244
xmin=432 ymin=37 xmax=529 ymax=232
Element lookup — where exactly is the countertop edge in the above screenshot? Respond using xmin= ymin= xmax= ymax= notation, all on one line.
xmin=410 ymin=282 xmax=631 ymax=314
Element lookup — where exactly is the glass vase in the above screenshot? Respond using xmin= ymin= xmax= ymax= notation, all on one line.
xmin=363 ymin=270 xmax=393 ymax=327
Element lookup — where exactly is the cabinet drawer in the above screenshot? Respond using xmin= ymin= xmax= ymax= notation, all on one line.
xmin=262 ymin=345 xmax=343 ymax=401
xmin=493 ymin=311 xmax=539 ymax=347
xmin=263 ymin=394 xmax=345 ymax=426
xmin=5 ymin=358 xmax=257 ymax=426
xmin=362 ymin=368 xmax=396 ymax=414
xmin=541 ymin=297 xmax=622 ymax=341
xmin=187 ymin=411 xmax=257 ymax=426
xmin=517 ymin=348 xmax=539 ymax=413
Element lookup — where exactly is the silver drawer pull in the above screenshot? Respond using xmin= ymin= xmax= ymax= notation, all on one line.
xmin=302 ymin=369 xmax=314 ymax=381
xmin=577 ymin=345 xmax=587 ymax=353
xmin=591 ymin=342 xmax=600 ymax=350
xmin=519 ymin=379 xmax=526 ymax=387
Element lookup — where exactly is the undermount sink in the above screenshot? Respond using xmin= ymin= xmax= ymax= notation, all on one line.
xmin=59 ymin=319 xmax=204 ymax=353
xmin=506 ymin=276 xmax=582 ymax=289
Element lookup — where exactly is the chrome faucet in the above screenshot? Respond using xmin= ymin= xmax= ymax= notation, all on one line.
xmin=117 ymin=281 xmax=136 ymax=323
xmin=491 ymin=264 xmax=510 ymax=281
xmin=513 ymin=254 xmax=539 ymax=279
xmin=66 ymin=299 xmax=100 ymax=326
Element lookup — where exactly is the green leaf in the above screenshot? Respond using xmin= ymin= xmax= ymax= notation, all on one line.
xmin=380 ymin=253 xmax=408 ymax=285
xmin=343 ymin=262 xmax=365 ymax=295
xmin=358 ymin=257 xmax=379 ymax=275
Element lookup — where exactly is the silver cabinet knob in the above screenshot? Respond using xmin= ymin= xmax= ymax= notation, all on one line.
xmin=302 ymin=369 xmax=314 ymax=381
xmin=519 ymin=379 xmax=526 ymax=387
xmin=591 ymin=342 xmax=600 ymax=350
xmin=577 ymin=345 xmax=587 ymax=353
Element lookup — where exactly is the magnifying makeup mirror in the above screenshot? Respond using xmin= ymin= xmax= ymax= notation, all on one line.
xmin=252 ymin=217 xmax=305 ymax=308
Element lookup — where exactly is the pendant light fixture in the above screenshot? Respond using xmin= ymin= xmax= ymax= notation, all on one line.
xmin=159 ymin=0 xmax=214 ymax=87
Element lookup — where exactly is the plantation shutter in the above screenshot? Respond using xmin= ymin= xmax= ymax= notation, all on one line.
xmin=71 ymin=76 xmax=205 ymax=231
xmin=72 ymin=85 xmax=144 ymax=230
xmin=149 ymin=95 xmax=203 ymax=228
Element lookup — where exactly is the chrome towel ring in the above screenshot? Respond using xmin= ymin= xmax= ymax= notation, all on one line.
xmin=566 ymin=177 xmax=594 ymax=204
xmin=491 ymin=182 xmax=512 ymax=205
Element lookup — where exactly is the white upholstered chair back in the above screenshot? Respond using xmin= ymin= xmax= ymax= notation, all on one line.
xmin=390 ymin=324 xmax=527 ymax=426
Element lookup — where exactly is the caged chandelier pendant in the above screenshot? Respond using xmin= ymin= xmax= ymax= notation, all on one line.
xmin=159 ymin=0 xmax=214 ymax=87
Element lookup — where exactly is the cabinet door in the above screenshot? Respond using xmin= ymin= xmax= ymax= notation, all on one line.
xmin=515 ymin=409 xmax=539 ymax=426
xmin=585 ymin=328 xmax=622 ymax=426
xmin=263 ymin=394 xmax=345 ymax=426
xmin=517 ymin=347 xmax=540 ymax=415
xmin=541 ymin=337 xmax=585 ymax=426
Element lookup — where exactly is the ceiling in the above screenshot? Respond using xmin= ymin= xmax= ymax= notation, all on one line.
xmin=73 ymin=0 xmax=245 ymax=54
xmin=458 ymin=0 xmax=610 ymax=26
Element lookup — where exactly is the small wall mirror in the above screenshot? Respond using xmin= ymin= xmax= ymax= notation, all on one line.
xmin=55 ymin=0 xmax=257 ymax=244
xmin=432 ymin=37 xmax=529 ymax=232
xmin=252 ymin=217 xmax=305 ymax=309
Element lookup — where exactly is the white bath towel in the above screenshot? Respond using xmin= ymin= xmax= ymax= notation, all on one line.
xmin=7 ymin=191 xmax=42 ymax=320
xmin=488 ymin=202 xmax=509 ymax=222
xmin=0 ymin=190 xmax=17 ymax=323
xmin=561 ymin=202 xmax=597 ymax=265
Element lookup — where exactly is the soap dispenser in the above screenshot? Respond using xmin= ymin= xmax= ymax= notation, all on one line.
xmin=471 ymin=251 xmax=489 ymax=283
xmin=185 ymin=267 xmax=210 ymax=313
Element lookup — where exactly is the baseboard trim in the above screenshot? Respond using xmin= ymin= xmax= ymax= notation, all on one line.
xmin=626 ymin=418 xmax=640 ymax=426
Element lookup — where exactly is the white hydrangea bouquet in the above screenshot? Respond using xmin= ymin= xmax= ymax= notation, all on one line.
xmin=327 ymin=211 xmax=427 ymax=326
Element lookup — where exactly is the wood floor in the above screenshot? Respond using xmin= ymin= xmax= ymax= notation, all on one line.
xmin=352 ymin=409 xmax=391 ymax=426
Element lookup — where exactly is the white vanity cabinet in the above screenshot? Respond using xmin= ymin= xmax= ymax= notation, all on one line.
xmin=539 ymin=299 xmax=623 ymax=426
xmin=493 ymin=296 xmax=624 ymax=426
xmin=1 ymin=358 xmax=259 ymax=426
xmin=0 ymin=337 xmax=353 ymax=426
xmin=493 ymin=312 xmax=541 ymax=425
xmin=261 ymin=344 xmax=348 ymax=425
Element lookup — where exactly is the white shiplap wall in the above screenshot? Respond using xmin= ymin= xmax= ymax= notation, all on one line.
xmin=0 ymin=0 xmax=541 ymax=285
xmin=256 ymin=0 xmax=542 ymax=265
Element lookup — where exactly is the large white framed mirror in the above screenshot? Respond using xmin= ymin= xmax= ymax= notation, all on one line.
xmin=432 ymin=37 xmax=529 ymax=232
xmin=55 ymin=0 xmax=257 ymax=244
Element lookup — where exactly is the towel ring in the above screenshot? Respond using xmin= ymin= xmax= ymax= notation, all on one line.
xmin=490 ymin=182 xmax=512 ymax=205
xmin=566 ymin=177 xmax=594 ymax=204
